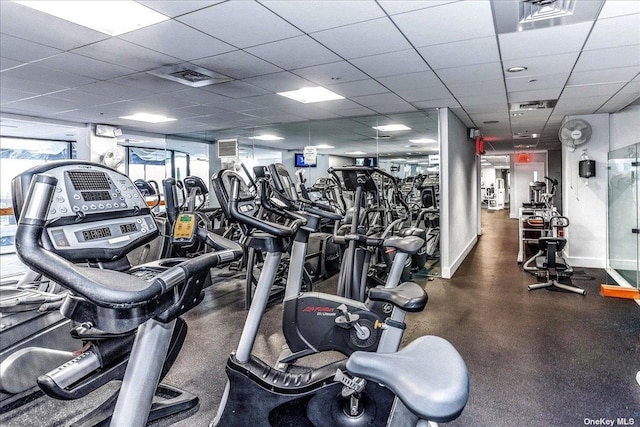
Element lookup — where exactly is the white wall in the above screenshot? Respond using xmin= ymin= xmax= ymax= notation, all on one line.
xmin=562 ymin=113 xmax=609 ymax=268
xmin=610 ymin=105 xmax=640 ymax=152
xmin=440 ymin=108 xmax=478 ymax=279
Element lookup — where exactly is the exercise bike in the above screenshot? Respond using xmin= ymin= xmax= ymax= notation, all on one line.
xmin=211 ymin=169 xmax=470 ymax=426
xmin=9 ymin=160 xmax=243 ymax=426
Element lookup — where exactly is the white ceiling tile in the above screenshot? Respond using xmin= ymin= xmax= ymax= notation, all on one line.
xmin=584 ymin=14 xmax=640 ymax=50
xmin=325 ymin=79 xmax=389 ymax=97
xmin=598 ymin=82 xmax=640 ymax=112
xmin=246 ymin=36 xmax=342 ymax=70
xmin=436 ymin=62 xmax=504 ymax=85
xmin=508 ymin=88 xmax=562 ymax=102
xmin=3 ymin=95 xmax=83 ymax=115
xmin=503 ymin=52 xmax=581 ymax=77
xmin=138 ymin=1 xmax=224 ymax=17
xmin=372 ymin=102 xmax=417 ymax=114
xmin=390 ymin=1 xmax=495 ymax=47
xmin=567 ymin=66 xmax=640 ymax=86
xmin=168 ymin=88 xmax=230 ymax=105
xmin=506 ymin=73 xmax=570 ymax=92
xmin=378 ymin=1 xmax=460 ymax=16
xmin=554 ymin=94 xmax=611 ymax=111
xmin=464 ymin=103 xmax=506 ymax=114
xmin=458 ymin=93 xmax=508 ymax=107
xmin=447 ymin=79 xmax=506 ymax=98
xmin=412 ymin=98 xmax=459 ymax=109
xmin=418 ymin=36 xmax=500 ymax=69
xmin=352 ymin=92 xmax=406 ymax=107
xmin=0 ymin=57 xmax=24 ymax=72
xmin=33 ymin=53 xmax=137 ymax=81
xmin=120 ymin=20 xmax=235 ymax=61
xmin=291 ymin=61 xmax=368 ymax=86
xmin=498 ymin=22 xmax=592 ymax=61
xmin=177 ymin=1 xmax=302 ymax=49
xmin=260 ymin=0 xmax=386 ymax=33
xmin=312 ymin=18 xmax=412 ymax=60
xmin=0 ymin=88 xmax=35 ymax=104
xmin=350 ymin=50 xmax=430 ymax=78
xmin=78 ymin=81 xmax=156 ymax=100
xmin=598 ymin=0 xmax=640 ymax=18
xmin=561 ymin=82 xmax=627 ymax=99
xmin=574 ymin=44 xmax=640 ymax=71
xmin=208 ymin=99 xmax=264 ymax=113
xmin=335 ymin=106 xmax=379 ymax=117
xmin=243 ymin=71 xmax=313 ymax=92
xmin=0 ymin=34 xmax=62 ymax=63
xmin=395 ymin=84 xmax=453 ymax=102
xmin=109 ymin=73 xmax=187 ymax=94
xmin=135 ymin=93 xmax=200 ymax=110
xmin=203 ymin=81 xmax=271 ymax=99
xmin=193 ymin=51 xmax=283 ymax=79
xmin=72 ymin=39 xmax=181 ymax=72
xmin=1 ymin=64 xmax=96 ymax=89
xmin=46 ymin=89 xmax=121 ymax=107
xmin=0 ymin=1 xmax=108 ymax=50
xmin=376 ymin=72 xmax=439 ymax=91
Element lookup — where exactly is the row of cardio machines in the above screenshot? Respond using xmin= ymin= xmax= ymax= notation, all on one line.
xmin=1 ymin=159 xmax=469 ymax=426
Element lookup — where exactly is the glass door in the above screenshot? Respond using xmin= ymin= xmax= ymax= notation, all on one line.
xmin=607 ymin=143 xmax=639 ymax=288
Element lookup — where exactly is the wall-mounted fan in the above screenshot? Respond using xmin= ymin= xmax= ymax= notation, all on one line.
xmin=101 ymin=146 xmax=126 ymax=169
xmin=559 ymin=119 xmax=592 ymax=151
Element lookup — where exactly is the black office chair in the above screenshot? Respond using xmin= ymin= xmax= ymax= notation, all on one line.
xmin=527 ymin=235 xmax=586 ymax=295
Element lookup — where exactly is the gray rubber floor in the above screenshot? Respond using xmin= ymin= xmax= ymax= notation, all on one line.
xmin=2 ymin=208 xmax=639 ymax=426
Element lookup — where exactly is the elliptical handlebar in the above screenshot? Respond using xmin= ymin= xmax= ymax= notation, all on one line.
xmin=228 ymin=176 xmax=304 ymax=238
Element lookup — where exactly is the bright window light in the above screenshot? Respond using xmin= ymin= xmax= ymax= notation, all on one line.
xmin=373 ymin=124 xmax=411 ymax=132
xmin=409 ymin=138 xmax=437 ymax=144
xmin=277 ymin=87 xmax=344 ymax=104
xmin=345 ymin=151 xmax=366 ymax=155
xmin=120 ymin=113 xmax=176 ymax=123
xmin=248 ymin=135 xmax=284 ymax=141
xmin=15 ymin=1 xmax=169 ymax=36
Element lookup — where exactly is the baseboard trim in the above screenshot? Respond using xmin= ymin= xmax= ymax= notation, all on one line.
xmin=442 ymin=235 xmax=478 ymax=279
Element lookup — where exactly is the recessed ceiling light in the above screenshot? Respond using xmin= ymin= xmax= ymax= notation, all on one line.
xmin=311 ymin=144 xmax=335 ymax=149
xmin=345 ymin=151 xmax=366 ymax=155
xmin=483 ymin=120 xmax=500 ymax=124
xmin=511 ymin=112 xmax=525 ymax=117
xmin=120 ymin=113 xmax=176 ymax=123
xmin=507 ymin=66 xmax=528 ymax=73
xmin=16 ymin=1 xmax=169 ymax=36
xmin=277 ymin=86 xmax=344 ymax=103
xmin=248 ymin=134 xmax=284 ymax=141
xmin=373 ymin=124 xmax=411 ymax=132
xmin=409 ymin=138 xmax=438 ymax=143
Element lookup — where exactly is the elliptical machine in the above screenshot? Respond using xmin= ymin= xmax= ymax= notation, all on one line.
xmin=211 ymin=169 xmax=469 ymax=426
xmin=8 ymin=160 xmax=243 ymax=426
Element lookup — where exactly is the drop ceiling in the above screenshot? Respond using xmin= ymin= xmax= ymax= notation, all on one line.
xmin=0 ymin=0 xmax=638 ymax=156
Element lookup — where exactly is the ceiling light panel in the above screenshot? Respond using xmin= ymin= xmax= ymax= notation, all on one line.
xmin=120 ymin=113 xmax=176 ymax=123
xmin=372 ymin=124 xmax=411 ymax=132
xmin=16 ymin=1 xmax=170 ymax=36
xmin=277 ymin=87 xmax=345 ymax=103
xmin=248 ymin=134 xmax=284 ymax=141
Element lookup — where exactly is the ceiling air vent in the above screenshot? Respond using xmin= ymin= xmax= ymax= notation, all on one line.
xmin=510 ymin=100 xmax=557 ymax=111
xmin=520 ymin=0 xmax=576 ymax=23
xmin=148 ymin=64 xmax=233 ymax=88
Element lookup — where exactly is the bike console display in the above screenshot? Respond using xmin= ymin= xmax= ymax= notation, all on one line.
xmin=12 ymin=161 xmax=157 ymax=261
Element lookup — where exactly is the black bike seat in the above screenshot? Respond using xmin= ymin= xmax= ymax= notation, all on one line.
xmin=383 ymin=236 xmax=424 ymax=254
xmin=368 ymin=282 xmax=427 ymax=312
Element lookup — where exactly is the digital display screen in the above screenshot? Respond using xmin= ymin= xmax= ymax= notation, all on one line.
xmin=82 ymin=191 xmax=111 ymax=201
xmin=120 ymin=223 xmax=137 ymax=234
xmin=82 ymin=227 xmax=112 ymax=241
xmin=68 ymin=171 xmax=111 ymax=191
xmin=295 ymin=153 xmax=316 ymax=167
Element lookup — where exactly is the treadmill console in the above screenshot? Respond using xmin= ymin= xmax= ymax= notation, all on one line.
xmin=12 ymin=161 xmax=157 ymax=261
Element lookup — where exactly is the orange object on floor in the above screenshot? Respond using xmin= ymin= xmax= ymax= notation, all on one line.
xmin=600 ymin=284 xmax=640 ymax=299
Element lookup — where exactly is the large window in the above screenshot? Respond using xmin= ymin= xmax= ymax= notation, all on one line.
xmin=0 ymin=138 xmax=73 ymax=277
